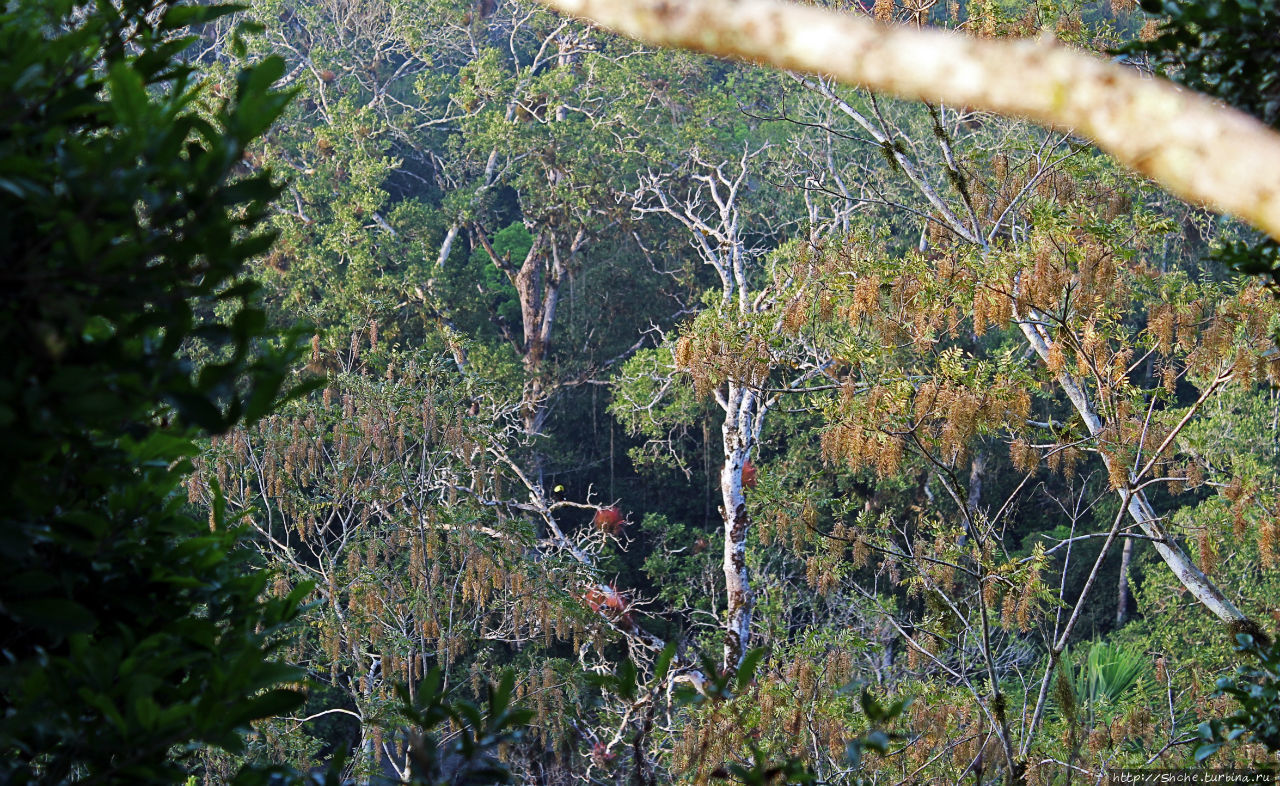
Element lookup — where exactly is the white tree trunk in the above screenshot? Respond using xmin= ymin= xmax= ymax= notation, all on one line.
xmin=720 ymin=382 xmax=756 ymax=670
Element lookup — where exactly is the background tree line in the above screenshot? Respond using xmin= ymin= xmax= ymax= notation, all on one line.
xmin=5 ymin=0 xmax=1280 ymax=783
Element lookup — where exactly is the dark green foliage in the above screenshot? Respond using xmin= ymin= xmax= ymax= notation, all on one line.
xmin=845 ymin=686 xmax=912 ymax=774
xmin=1209 ymin=237 xmax=1280 ymax=290
xmin=708 ymin=750 xmax=818 ymax=786
xmin=1122 ymin=0 xmax=1280 ymax=286
xmin=0 ymin=0 xmax=318 ymax=781
xmin=395 ymin=668 xmax=534 ymax=786
xmin=447 ymin=221 xmax=532 ymax=334
xmin=1197 ymin=634 xmax=1280 ymax=761
xmin=236 ymin=671 xmax=532 ymax=786
xmin=1126 ymin=0 xmax=1280 ymax=130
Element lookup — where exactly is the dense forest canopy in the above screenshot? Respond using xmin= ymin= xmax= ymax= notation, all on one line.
xmin=5 ymin=0 xmax=1280 ymax=783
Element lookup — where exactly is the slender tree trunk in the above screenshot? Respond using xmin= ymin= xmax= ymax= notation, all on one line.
xmin=963 ymin=449 xmax=985 ymax=545
xmin=720 ymin=382 xmax=756 ymax=671
xmin=1116 ymin=536 xmax=1133 ymax=625
xmin=428 ymin=224 xmax=470 ymax=373
xmin=634 ymin=156 xmax=765 ymax=672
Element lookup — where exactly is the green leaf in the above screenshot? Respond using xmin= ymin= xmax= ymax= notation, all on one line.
xmin=863 ymin=730 xmax=890 ymax=753
xmin=107 ymin=62 xmax=148 ymax=126
xmin=654 ymin=642 xmax=677 ymax=682
xmin=737 ymin=648 xmax=765 ymax=692
xmin=618 ymin=658 xmax=637 ymax=701
xmin=159 ymin=3 xmax=245 ymax=30
xmin=226 ymin=689 xmax=305 ymax=728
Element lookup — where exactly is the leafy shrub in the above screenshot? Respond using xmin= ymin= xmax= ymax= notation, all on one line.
xmin=1197 ymin=633 xmax=1280 ymax=761
xmin=0 ymin=0 xmax=317 ymax=781
xmin=1055 ymin=641 xmax=1153 ymax=728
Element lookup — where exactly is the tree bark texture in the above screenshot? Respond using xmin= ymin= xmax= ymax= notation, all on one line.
xmin=720 ymin=383 xmax=757 ymax=671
